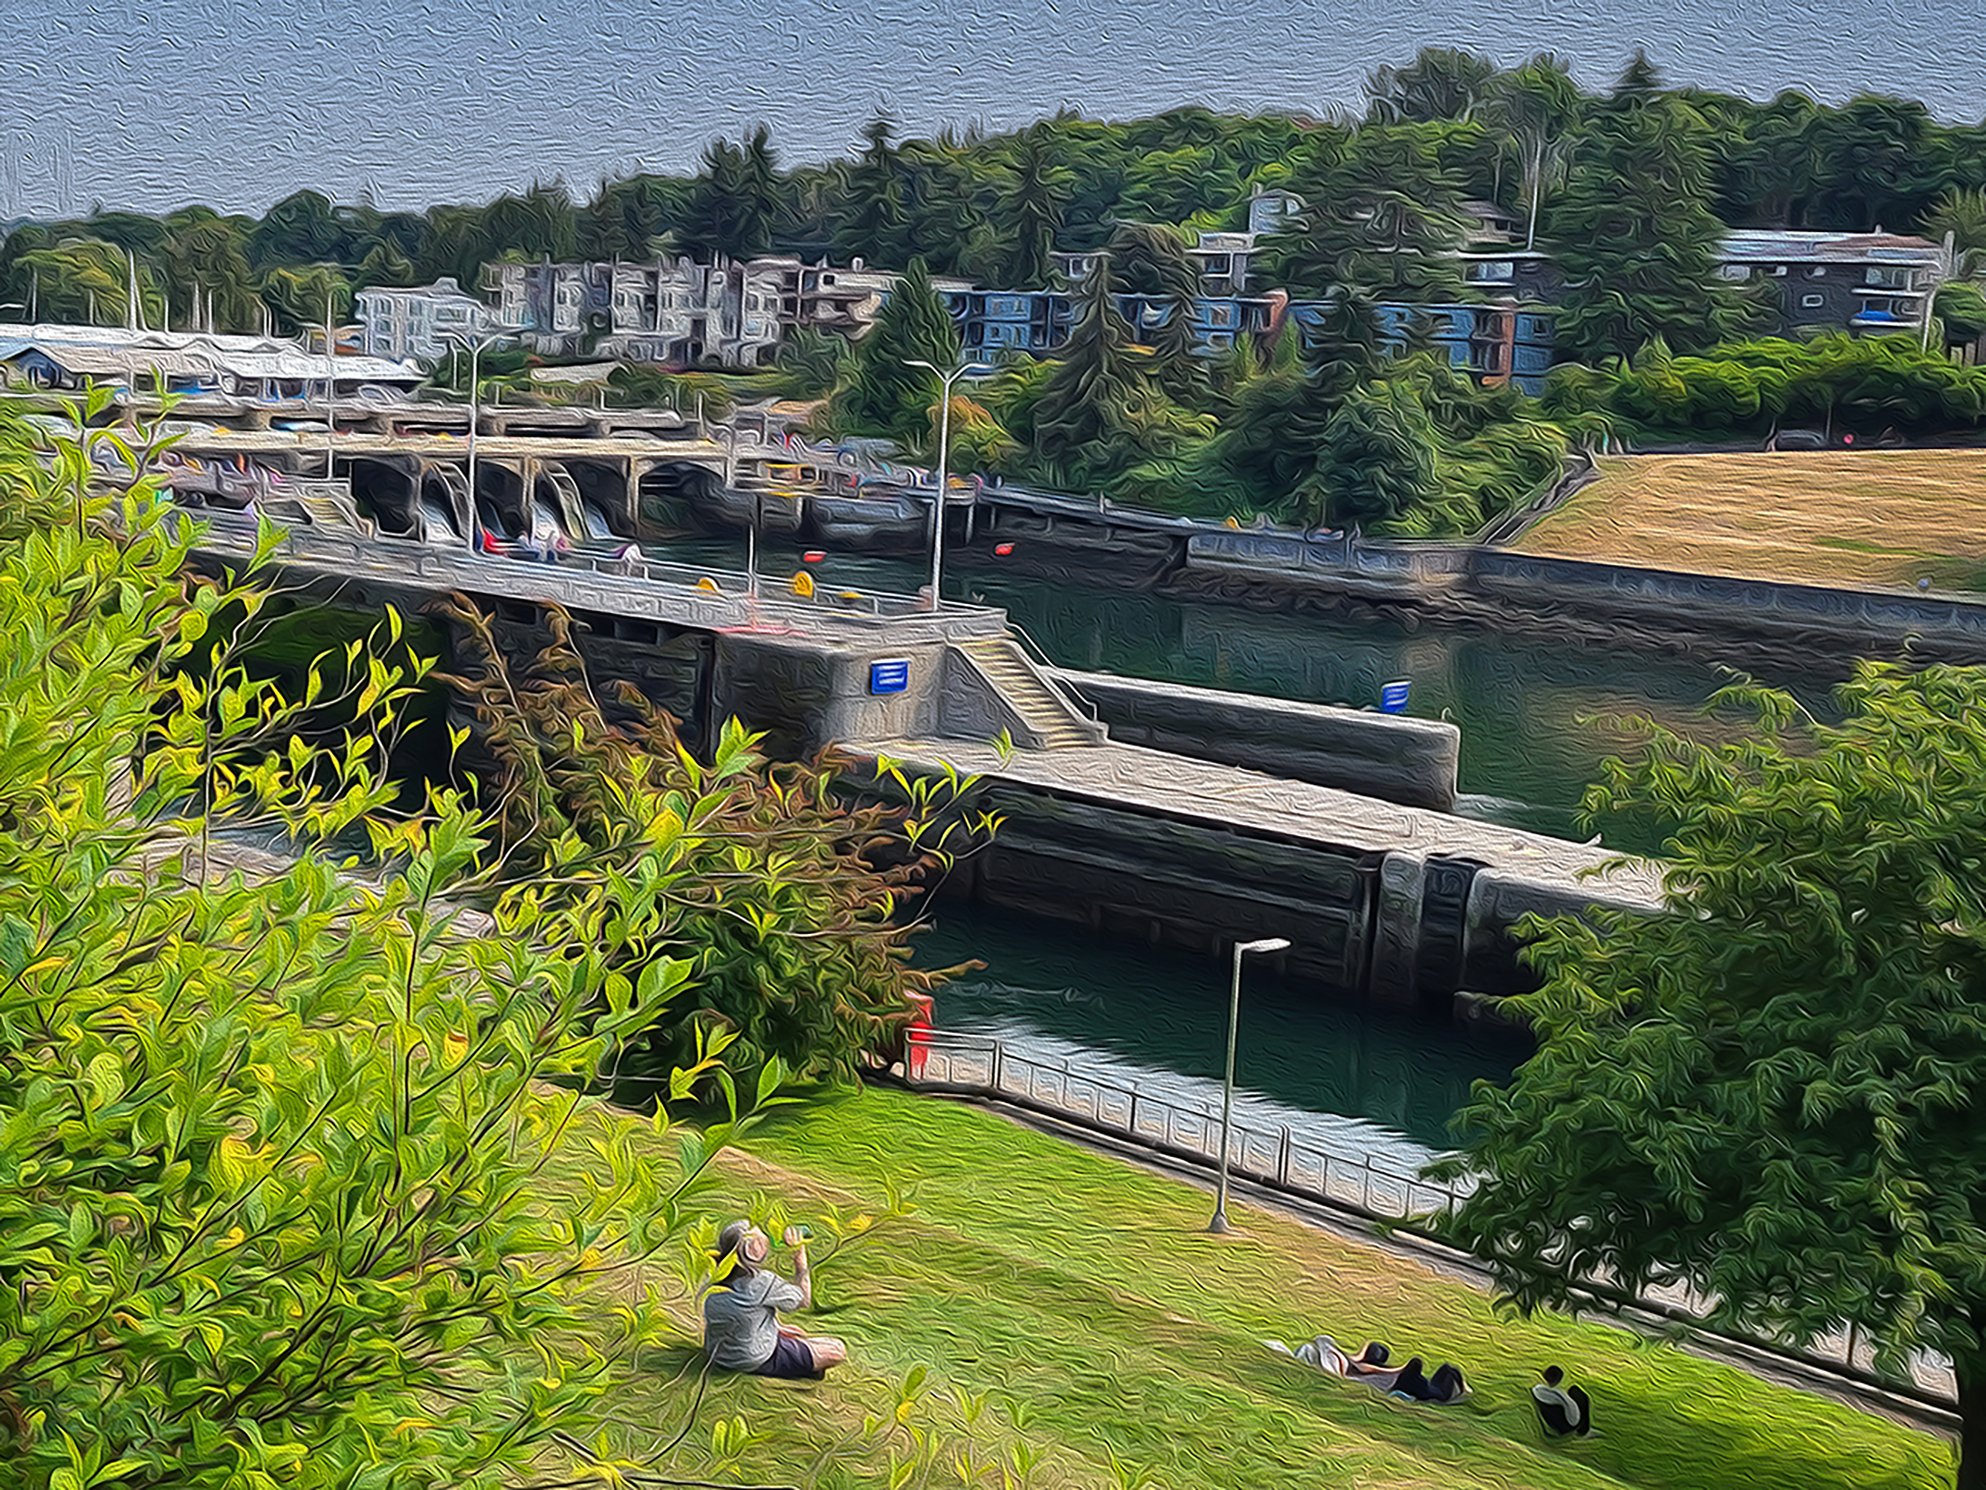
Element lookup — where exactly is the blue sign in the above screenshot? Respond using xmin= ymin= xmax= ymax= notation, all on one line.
xmin=869 ymin=659 xmax=910 ymax=695
xmin=1379 ymin=680 xmax=1411 ymax=715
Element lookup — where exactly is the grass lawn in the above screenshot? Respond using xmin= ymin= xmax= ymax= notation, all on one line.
xmin=580 ymin=1084 xmax=1951 ymax=1490
xmin=1515 ymin=450 xmax=1986 ymax=592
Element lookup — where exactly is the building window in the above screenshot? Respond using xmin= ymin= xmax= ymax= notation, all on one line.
xmin=1718 ymin=264 xmax=1751 ymax=281
xmin=1806 ymin=266 xmax=1826 ymax=279
xmin=1865 ymin=265 xmax=1915 ymax=290
xmin=1800 ymin=294 xmax=1826 ymax=308
xmin=1468 ymin=260 xmax=1516 ymax=284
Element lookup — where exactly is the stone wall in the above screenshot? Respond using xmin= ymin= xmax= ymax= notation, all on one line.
xmin=1052 ymin=668 xmax=1460 ymax=811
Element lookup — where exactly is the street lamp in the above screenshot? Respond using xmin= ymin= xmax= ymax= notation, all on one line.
xmin=904 ymin=359 xmax=992 ymax=613
xmin=1208 ymin=935 xmax=1292 ymax=1235
xmin=443 ymin=327 xmax=516 ymax=552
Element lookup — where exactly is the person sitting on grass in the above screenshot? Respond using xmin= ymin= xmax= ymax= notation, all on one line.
xmin=1533 ymin=1365 xmax=1595 ymax=1437
xmin=703 ymin=1220 xmax=849 ymax=1380
xmin=1345 ymin=1340 xmax=1401 ymax=1386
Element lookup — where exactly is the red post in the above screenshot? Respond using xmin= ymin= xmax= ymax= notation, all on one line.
xmin=904 ymin=992 xmax=934 ymax=1082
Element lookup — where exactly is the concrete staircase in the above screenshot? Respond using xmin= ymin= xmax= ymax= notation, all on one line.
xmin=952 ymin=637 xmax=1104 ymax=750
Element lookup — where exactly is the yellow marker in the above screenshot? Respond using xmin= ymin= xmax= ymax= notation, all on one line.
xmin=1224 ymin=516 xmax=1241 ymax=530
xmin=790 ymin=571 xmax=816 ymax=598
xmin=696 ymin=576 xmax=721 ymax=593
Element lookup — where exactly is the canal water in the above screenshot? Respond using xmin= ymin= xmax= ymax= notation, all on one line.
xmin=911 ymin=902 xmax=1524 ymax=1172
xmin=606 ymin=532 xmax=1854 ymax=1163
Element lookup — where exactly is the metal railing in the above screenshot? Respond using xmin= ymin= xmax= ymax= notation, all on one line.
xmin=904 ymin=1028 xmax=1958 ymax=1408
xmin=1005 ymin=620 xmax=1102 ymax=726
xmin=175 ymin=512 xmax=1009 ymax=642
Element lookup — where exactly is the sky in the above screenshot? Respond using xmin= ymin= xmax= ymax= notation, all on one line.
xmin=3 ymin=0 xmax=1984 ymax=219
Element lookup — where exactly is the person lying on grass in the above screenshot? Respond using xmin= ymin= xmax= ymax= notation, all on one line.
xmin=1266 ymin=1337 xmax=1470 ymax=1403
xmin=703 ymin=1219 xmax=849 ymax=1380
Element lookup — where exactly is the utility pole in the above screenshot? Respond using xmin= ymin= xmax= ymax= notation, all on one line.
xmin=323 ymin=288 xmax=337 ymax=481
xmin=446 ymin=329 xmax=514 ymax=552
xmin=1526 ymin=135 xmax=1544 ymax=254
xmin=904 ymin=359 xmax=992 ymax=613
xmin=1208 ymin=937 xmax=1291 ymax=1234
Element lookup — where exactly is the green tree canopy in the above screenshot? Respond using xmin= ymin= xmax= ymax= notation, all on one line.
xmin=1258 ymin=124 xmax=1471 ymax=301
xmin=0 ymin=404 xmax=774 ymax=1484
xmin=1545 ymin=95 xmax=1754 ymax=360
xmin=1435 ymin=663 xmax=1986 ymax=1490
xmin=1365 ymin=46 xmax=1500 ymax=124
xmin=997 ymin=127 xmax=1073 ymax=288
xmin=831 ymin=257 xmax=963 ymax=443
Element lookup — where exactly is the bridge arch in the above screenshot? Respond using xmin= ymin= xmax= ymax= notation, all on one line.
xmin=344 ymin=456 xmax=418 ymax=535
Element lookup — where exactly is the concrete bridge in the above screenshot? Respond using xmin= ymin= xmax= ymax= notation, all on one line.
xmin=183 ymin=514 xmax=1665 ymax=1015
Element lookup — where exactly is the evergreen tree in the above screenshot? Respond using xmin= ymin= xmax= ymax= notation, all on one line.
xmin=681 ymin=135 xmax=774 ymax=261
xmin=1609 ymin=47 xmax=1666 ymax=107
xmin=1258 ymin=124 xmax=1470 ymax=301
xmin=1310 ymin=377 xmax=1439 ymax=528
xmin=1030 ymin=266 xmax=1147 ymax=486
xmin=836 ymin=113 xmax=911 ymax=268
xmin=999 ymin=128 xmax=1071 ymax=288
xmin=1106 ymin=221 xmax=1205 ymax=403
xmin=833 ymin=257 xmax=961 ymax=443
xmin=1546 ymin=95 xmax=1751 ymax=360
xmin=737 ymin=123 xmax=782 ymax=257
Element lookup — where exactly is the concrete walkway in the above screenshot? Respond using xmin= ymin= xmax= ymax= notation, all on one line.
xmin=853 ymin=735 xmax=1667 ymax=912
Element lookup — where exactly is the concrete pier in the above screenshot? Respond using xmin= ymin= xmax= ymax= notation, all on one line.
xmin=845 ymin=736 xmax=1663 ymax=1008
xmin=1050 ymin=668 xmax=1462 ymax=810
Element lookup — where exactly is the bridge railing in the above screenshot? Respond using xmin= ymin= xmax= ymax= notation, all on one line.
xmin=903 ymin=1028 xmax=1957 ymax=1409
xmin=176 ymin=513 xmax=1007 ymax=640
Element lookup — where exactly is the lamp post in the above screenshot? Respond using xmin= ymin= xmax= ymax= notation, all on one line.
xmin=1209 ymin=935 xmax=1292 ymax=1235
xmin=443 ymin=328 xmax=516 ymax=552
xmin=322 ymin=289 xmax=338 ymax=482
xmin=904 ymin=359 xmax=991 ymax=613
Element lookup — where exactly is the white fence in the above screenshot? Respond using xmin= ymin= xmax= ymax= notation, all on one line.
xmin=905 ymin=1029 xmax=1957 ymax=1410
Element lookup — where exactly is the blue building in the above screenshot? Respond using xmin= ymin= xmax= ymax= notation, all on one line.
xmin=939 ymin=286 xmax=1556 ymax=393
xmin=1286 ymin=300 xmax=1556 ymax=395
xmin=941 ymin=289 xmax=1279 ymax=360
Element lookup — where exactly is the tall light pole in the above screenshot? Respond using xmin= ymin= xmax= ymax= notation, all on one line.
xmin=444 ymin=328 xmax=515 ymax=552
xmin=904 ymin=359 xmax=991 ymax=613
xmin=1209 ymin=935 xmax=1292 ymax=1235
xmin=322 ymin=288 xmax=338 ymax=481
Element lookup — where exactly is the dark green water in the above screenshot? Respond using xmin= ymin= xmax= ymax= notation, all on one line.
xmin=912 ymin=903 xmax=1522 ymax=1171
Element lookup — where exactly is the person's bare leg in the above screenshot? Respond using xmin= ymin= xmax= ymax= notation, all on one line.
xmin=798 ymin=1335 xmax=847 ymax=1371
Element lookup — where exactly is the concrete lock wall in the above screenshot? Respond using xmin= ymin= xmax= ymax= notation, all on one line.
xmin=709 ymin=632 xmax=952 ymax=756
xmin=1052 ymin=668 xmax=1460 ymax=810
xmin=953 ymin=783 xmax=1382 ymax=991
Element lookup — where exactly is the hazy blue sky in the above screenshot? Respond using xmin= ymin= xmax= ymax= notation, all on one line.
xmin=4 ymin=0 xmax=1983 ymax=217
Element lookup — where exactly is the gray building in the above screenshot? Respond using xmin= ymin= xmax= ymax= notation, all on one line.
xmin=1715 ymin=230 xmax=1947 ymax=339
xmin=354 ymin=277 xmax=500 ymax=365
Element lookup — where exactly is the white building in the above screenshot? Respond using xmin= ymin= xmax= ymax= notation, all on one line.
xmin=0 ymin=323 xmax=424 ymax=400
xmin=354 ymin=277 xmax=502 ymax=364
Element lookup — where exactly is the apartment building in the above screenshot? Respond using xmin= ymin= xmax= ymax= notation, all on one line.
xmin=354 ymin=277 xmax=501 ymax=364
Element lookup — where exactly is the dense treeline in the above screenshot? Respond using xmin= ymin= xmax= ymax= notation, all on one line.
xmin=8 ymin=50 xmax=1986 ymax=532
xmin=5 ymin=49 xmax=1985 ymax=337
